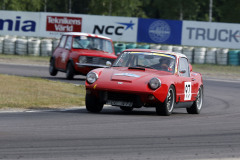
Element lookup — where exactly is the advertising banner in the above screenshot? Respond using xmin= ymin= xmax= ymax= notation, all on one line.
xmin=182 ymin=20 xmax=240 ymax=49
xmin=39 ymin=12 xmax=87 ymax=38
xmin=0 ymin=11 xmax=40 ymax=37
xmin=82 ymin=15 xmax=138 ymax=42
xmin=137 ymin=18 xmax=182 ymax=45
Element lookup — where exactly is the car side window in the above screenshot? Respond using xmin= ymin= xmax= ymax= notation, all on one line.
xmin=65 ymin=36 xmax=72 ymax=50
xmin=59 ymin=36 xmax=67 ymax=48
xmin=179 ymin=58 xmax=190 ymax=77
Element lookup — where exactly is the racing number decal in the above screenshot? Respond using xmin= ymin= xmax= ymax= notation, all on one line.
xmin=184 ymin=82 xmax=191 ymax=100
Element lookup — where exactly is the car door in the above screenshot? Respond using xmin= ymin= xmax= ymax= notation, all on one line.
xmin=58 ymin=36 xmax=72 ymax=70
xmin=178 ymin=57 xmax=194 ymax=102
xmin=55 ymin=35 xmax=67 ymax=69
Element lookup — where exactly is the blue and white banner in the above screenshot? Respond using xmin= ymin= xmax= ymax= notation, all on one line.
xmin=137 ymin=18 xmax=182 ymax=45
xmin=182 ymin=20 xmax=240 ymax=49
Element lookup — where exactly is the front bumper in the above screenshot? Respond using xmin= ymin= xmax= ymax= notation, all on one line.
xmin=76 ymin=63 xmax=109 ymax=68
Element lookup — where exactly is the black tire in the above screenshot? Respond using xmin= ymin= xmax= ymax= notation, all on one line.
xmin=156 ymin=85 xmax=175 ymax=116
xmin=66 ymin=62 xmax=75 ymax=80
xmin=85 ymin=94 xmax=103 ymax=113
xmin=120 ymin=106 xmax=133 ymax=112
xmin=187 ymin=86 xmax=203 ymax=114
xmin=49 ymin=58 xmax=58 ymax=76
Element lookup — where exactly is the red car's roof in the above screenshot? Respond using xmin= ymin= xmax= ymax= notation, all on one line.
xmin=62 ymin=32 xmax=112 ymax=40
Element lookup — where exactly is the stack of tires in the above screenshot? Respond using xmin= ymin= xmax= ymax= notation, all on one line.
xmin=15 ymin=38 xmax=28 ymax=55
xmin=28 ymin=38 xmax=41 ymax=56
xmin=3 ymin=36 xmax=16 ymax=55
xmin=173 ymin=46 xmax=183 ymax=53
xmin=194 ymin=47 xmax=206 ymax=64
xmin=41 ymin=39 xmax=52 ymax=56
xmin=182 ymin=47 xmax=194 ymax=63
xmin=52 ymin=39 xmax=60 ymax=51
xmin=205 ymin=48 xmax=217 ymax=64
xmin=114 ymin=43 xmax=126 ymax=55
xmin=150 ymin=44 xmax=161 ymax=50
xmin=137 ymin=44 xmax=150 ymax=49
xmin=216 ymin=48 xmax=228 ymax=65
xmin=0 ymin=37 xmax=4 ymax=54
xmin=161 ymin=45 xmax=173 ymax=51
xmin=228 ymin=50 xmax=239 ymax=66
xmin=126 ymin=43 xmax=137 ymax=49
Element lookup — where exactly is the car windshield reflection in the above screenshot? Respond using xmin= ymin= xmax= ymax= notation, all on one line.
xmin=113 ymin=52 xmax=176 ymax=74
xmin=72 ymin=36 xmax=113 ymax=53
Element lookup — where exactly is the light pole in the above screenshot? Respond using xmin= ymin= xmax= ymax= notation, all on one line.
xmin=209 ymin=0 xmax=213 ymax=22
xmin=69 ymin=0 xmax=72 ymax=13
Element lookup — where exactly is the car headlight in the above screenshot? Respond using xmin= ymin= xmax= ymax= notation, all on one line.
xmin=86 ymin=72 xmax=98 ymax=84
xmin=148 ymin=78 xmax=161 ymax=90
xmin=79 ymin=56 xmax=87 ymax=63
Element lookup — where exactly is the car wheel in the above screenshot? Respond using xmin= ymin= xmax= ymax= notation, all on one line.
xmin=156 ymin=85 xmax=175 ymax=116
xmin=187 ymin=86 xmax=203 ymax=114
xmin=66 ymin=63 xmax=74 ymax=80
xmin=85 ymin=94 xmax=103 ymax=113
xmin=49 ymin=58 xmax=58 ymax=76
xmin=120 ymin=106 xmax=133 ymax=112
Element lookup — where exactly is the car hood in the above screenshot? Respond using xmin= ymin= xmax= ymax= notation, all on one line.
xmin=99 ymin=67 xmax=173 ymax=83
xmin=73 ymin=49 xmax=117 ymax=59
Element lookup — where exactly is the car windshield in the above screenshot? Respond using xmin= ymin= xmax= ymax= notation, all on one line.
xmin=72 ymin=36 xmax=113 ymax=53
xmin=113 ymin=52 xmax=176 ymax=74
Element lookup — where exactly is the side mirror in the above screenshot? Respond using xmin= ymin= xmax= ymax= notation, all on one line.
xmin=189 ymin=64 xmax=193 ymax=72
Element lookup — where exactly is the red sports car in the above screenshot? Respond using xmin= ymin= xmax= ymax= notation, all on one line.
xmin=49 ymin=32 xmax=117 ymax=79
xmin=85 ymin=49 xmax=203 ymax=116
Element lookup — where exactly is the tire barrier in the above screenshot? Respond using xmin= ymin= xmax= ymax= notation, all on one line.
xmin=183 ymin=47 xmax=194 ymax=63
xmin=52 ymin=39 xmax=60 ymax=51
xmin=3 ymin=37 xmax=16 ymax=55
xmin=161 ymin=45 xmax=173 ymax=51
xmin=205 ymin=48 xmax=217 ymax=64
xmin=137 ymin=44 xmax=150 ymax=49
xmin=0 ymin=37 xmax=4 ymax=54
xmin=40 ymin=39 xmax=53 ymax=56
xmin=28 ymin=38 xmax=41 ymax=56
xmin=216 ymin=48 xmax=228 ymax=65
xmin=114 ymin=43 xmax=126 ymax=55
xmin=126 ymin=43 xmax=137 ymax=49
xmin=173 ymin=46 xmax=183 ymax=53
xmin=0 ymin=35 xmax=239 ymax=66
xmin=228 ymin=50 xmax=239 ymax=66
xmin=194 ymin=47 xmax=206 ymax=64
xmin=15 ymin=39 xmax=28 ymax=55
xmin=150 ymin=44 xmax=161 ymax=50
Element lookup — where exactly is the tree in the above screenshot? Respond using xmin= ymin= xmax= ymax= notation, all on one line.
xmin=88 ymin=0 xmax=147 ymax=17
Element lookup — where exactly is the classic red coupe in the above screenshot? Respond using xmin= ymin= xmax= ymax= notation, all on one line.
xmin=85 ymin=49 xmax=203 ymax=116
xmin=49 ymin=32 xmax=117 ymax=79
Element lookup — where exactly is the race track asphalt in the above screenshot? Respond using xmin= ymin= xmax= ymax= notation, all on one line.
xmin=0 ymin=63 xmax=240 ymax=160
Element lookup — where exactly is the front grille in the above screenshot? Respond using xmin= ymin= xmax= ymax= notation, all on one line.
xmin=85 ymin=57 xmax=115 ymax=65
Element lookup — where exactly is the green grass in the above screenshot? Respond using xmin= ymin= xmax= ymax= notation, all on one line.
xmin=0 ymin=74 xmax=85 ymax=109
xmin=192 ymin=64 xmax=240 ymax=79
xmin=0 ymin=54 xmax=49 ymax=65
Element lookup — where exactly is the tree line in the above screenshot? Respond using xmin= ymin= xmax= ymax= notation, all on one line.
xmin=1 ymin=0 xmax=240 ymax=23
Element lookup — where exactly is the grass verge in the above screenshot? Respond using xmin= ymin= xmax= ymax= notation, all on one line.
xmin=0 ymin=74 xmax=85 ymax=109
xmin=192 ymin=64 xmax=240 ymax=79
xmin=0 ymin=54 xmax=49 ymax=65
